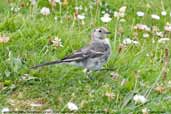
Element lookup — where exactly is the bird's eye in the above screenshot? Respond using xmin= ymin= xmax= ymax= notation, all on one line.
xmin=99 ymin=30 xmax=102 ymax=32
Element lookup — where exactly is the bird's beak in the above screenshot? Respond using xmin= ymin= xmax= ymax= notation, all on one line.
xmin=105 ymin=32 xmax=111 ymax=34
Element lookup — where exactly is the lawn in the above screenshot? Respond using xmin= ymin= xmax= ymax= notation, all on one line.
xmin=0 ymin=0 xmax=171 ymax=113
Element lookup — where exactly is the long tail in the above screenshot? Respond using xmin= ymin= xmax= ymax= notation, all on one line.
xmin=30 ymin=60 xmax=63 ymax=69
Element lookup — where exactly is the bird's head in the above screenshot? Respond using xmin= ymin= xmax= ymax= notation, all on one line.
xmin=91 ymin=27 xmax=111 ymax=40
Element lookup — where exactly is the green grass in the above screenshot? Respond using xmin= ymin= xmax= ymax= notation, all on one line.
xmin=0 ymin=0 xmax=171 ymax=113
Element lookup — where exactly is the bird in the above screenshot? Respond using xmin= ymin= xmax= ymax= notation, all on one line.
xmin=31 ymin=27 xmax=111 ymax=78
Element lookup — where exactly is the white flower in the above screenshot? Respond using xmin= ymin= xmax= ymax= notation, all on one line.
xmin=158 ymin=38 xmax=170 ymax=43
xmin=55 ymin=0 xmax=61 ymax=3
xmin=161 ymin=11 xmax=167 ymax=16
xmin=51 ymin=37 xmax=63 ymax=47
xmin=114 ymin=6 xmax=127 ymax=18
xmin=11 ymin=7 xmax=20 ymax=13
xmin=101 ymin=13 xmax=112 ymax=23
xmin=123 ymin=38 xmax=139 ymax=45
xmin=134 ymin=24 xmax=151 ymax=31
xmin=151 ymin=14 xmax=160 ymax=20
xmin=119 ymin=6 xmax=127 ymax=17
xmin=77 ymin=15 xmax=85 ymax=20
xmin=132 ymin=40 xmax=139 ymax=45
xmin=1 ymin=107 xmax=10 ymax=113
xmin=123 ymin=38 xmax=132 ymax=45
xmin=156 ymin=32 xmax=164 ymax=37
xmin=164 ymin=23 xmax=171 ymax=32
xmin=133 ymin=94 xmax=147 ymax=104
xmin=143 ymin=33 xmax=149 ymax=38
xmin=30 ymin=0 xmax=37 ymax=5
xmin=49 ymin=0 xmax=61 ymax=3
xmin=67 ymin=102 xmax=78 ymax=111
xmin=40 ymin=7 xmax=50 ymax=16
xmin=136 ymin=11 xmax=144 ymax=17
xmin=119 ymin=6 xmax=127 ymax=13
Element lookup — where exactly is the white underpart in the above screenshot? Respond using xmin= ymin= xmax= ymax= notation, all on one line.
xmin=104 ymin=38 xmax=111 ymax=46
xmin=104 ymin=38 xmax=111 ymax=52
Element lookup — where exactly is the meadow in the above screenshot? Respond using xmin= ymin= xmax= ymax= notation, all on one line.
xmin=0 ymin=0 xmax=171 ymax=113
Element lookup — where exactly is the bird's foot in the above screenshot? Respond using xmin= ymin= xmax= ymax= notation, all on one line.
xmin=83 ymin=69 xmax=95 ymax=80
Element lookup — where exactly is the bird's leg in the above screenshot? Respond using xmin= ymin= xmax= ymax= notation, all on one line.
xmin=83 ymin=69 xmax=93 ymax=80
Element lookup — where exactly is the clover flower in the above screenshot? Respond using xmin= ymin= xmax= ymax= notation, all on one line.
xmin=40 ymin=7 xmax=50 ymax=16
xmin=151 ymin=14 xmax=160 ymax=20
xmin=136 ymin=11 xmax=144 ymax=17
xmin=133 ymin=94 xmax=147 ymax=104
xmin=67 ymin=102 xmax=78 ymax=111
xmin=101 ymin=13 xmax=112 ymax=23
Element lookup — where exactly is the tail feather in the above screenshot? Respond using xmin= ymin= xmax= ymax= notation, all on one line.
xmin=30 ymin=60 xmax=62 ymax=69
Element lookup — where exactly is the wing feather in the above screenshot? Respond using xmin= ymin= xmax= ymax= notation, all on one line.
xmin=61 ymin=42 xmax=106 ymax=62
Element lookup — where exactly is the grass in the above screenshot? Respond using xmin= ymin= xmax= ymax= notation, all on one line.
xmin=0 ymin=0 xmax=171 ymax=113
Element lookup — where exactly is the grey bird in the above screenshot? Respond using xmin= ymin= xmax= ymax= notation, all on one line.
xmin=31 ymin=27 xmax=111 ymax=77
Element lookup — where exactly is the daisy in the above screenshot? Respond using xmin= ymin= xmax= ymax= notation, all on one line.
xmin=134 ymin=24 xmax=151 ymax=31
xmin=114 ymin=6 xmax=127 ymax=18
xmin=137 ymin=11 xmax=144 ymax=17
xmin=119 ymin=6 xmax=127 ymax=13
xmin=132 ymin=40 xmax=139 ymax=45
xmin=156 ymin=32 xmax=164 ymax=37
xmin=143 ymin=33 xmax=149 ymax=38
xmin=133 ymin=94 xmax=147 ymax=104
xmin=67 ymin=102 xmax=78 ymax=111
xmin=151 ymin=14 xmax=160 ymax=20
xmin=77 ymin=14 xmax=85 ymax=20
xmin=51 ymin=37 xmax=63 ymax=47
xmin=164 ymin=23 xmax=171 ymax=32
xmin=30 ymin=0 xmax=37 ymax=5
xmin=161 ymin=11 xmax=167 ymax=16
xmin=123 ymin=38 xmax=132 ymax=45
xmin=40 ymin=7 xmax=50 ymax=16
xmin=49 ymin=0 xmax=61 ymax=4
xmin=101 ymin=13 xmax=112 ymax=23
